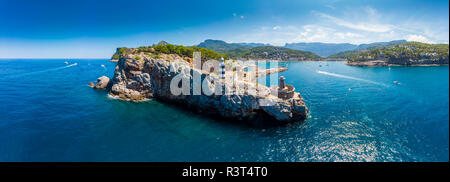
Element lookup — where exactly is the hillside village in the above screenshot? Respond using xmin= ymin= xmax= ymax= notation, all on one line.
xmin=351 ymin=42 xmax=448 ymax=61
xmin=347 ymin=42 xmax=449 ymax=66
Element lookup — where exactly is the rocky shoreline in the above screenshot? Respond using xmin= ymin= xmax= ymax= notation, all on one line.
xmin=347 ymin=58 xmax=449 ymax=67
xmin=93 ymin=49 xmax=308 ymax=125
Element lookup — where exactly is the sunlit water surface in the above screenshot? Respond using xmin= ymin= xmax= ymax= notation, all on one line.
xmin=0 ymin=59 xmax=448 ymax=161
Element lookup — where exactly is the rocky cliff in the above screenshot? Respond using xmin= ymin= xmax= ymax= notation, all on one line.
xmin=104 ymin=50 xmax=308 ymax=124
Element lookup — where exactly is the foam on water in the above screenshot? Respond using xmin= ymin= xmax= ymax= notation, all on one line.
xmin=8 ymin=63 xmax=78 ymax=78
xmin=316 ymin=70 xmax=387 ymax=86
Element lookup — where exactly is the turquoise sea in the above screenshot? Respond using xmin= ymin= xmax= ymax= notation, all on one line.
xmin=0 ymin=59 xmax=448 ymax=161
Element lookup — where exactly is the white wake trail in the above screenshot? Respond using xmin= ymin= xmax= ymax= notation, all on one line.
xmin=316 ymin=70 xmax=386 ymax=86
xmin=11 ymin=63 xmax=78 ymax=78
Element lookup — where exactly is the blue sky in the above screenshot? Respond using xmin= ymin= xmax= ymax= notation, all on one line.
xmin=0 ymin=0 xmax=448 ymax=58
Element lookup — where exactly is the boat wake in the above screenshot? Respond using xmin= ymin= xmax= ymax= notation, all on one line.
xmin=316 ymin=70 xmax=386 ymax=86
xmin=10 ymin=63 xmax=78 ymax=78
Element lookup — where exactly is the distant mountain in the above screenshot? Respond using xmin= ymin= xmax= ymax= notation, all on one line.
xmin=356 ymin=40 xmax=407 ymax=50
xmin=157 ymin=40 xmax=169 ymax=46
xmin=328 ymin=40 xmax=408 ymax=59
xmin=285 ymin=40 xmax=408 ymax=57
xmin=196 ymin=39 xmax=408 ymax=60
xmin=285 ymin=42 xmax=357 ymax=57
xmin=197 ymin=40 xmax=321 ymax=60
xmin=196 ymin=39 xmax=269 ymax=59
xmin=347 ymin=42 xmax=449 ymax=66
xmin=240 ymin=46 xmax=322 ymax=61
xmin=234 ymin=42 xmax=268 ymax=48
xmin=197 ymin=40 xmax=264 ymax=51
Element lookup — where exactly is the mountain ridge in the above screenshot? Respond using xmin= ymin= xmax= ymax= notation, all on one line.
xmin=197 ymin=39 xmax=409 ymax=59
xmin=285 ymin=42 xmax=357 ymax=57
xmin=328 ymin=40 xmax=408 ymax=59
xmin=286 ymin=40 xmax=408 ymax=57
xmin=197 ymin=39 xmax=321 ymax=60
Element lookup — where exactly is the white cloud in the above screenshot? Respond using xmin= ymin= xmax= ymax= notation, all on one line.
xmin=334 ymin=32 xmax=363 ymax=39
xmin=317 ymin=13 xmax=394 ymax=33
xmin=232 ymin=13 xmax=244 ymax=20
xmin=227 ymin=7 xmax=447 ymax=45
xmin=365 ymin=6 xmax=378 ymax=19
xmin=292 ymin=25 xmax=331 ymax=42
xmin=232 ymin=24 xmax=370 ymax=45
xmin=406 ymin=34 xmax=435 ymax=43
xmin=325 ymin=5 xmax=336 ymax=10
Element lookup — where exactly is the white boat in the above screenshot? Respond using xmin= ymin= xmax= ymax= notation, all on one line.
xmin=393 ymin=81 xmax=399 ymax=85
xmin=64 ymin=61 xmax=69 ymax=64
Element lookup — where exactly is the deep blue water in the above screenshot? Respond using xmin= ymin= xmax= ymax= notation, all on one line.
xmin=0 ymin=59 xmax=448 ymax=162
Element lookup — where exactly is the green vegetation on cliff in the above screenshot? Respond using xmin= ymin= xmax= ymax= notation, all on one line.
xmin=240 ymin=46 xmax=322 ymax=60
xmin=197 ymin=39 xmax=265 ymax=59
xmin=113 ymin=43 xmax=228 ymax=61
xmin=111 ymin=47 xmax=127 ymax=59
xmin=328 ymin=40 xmax=408 ymax=59
xmin=327 ymin=50 xmax=361 ymax=59
xmin=348 ymin=42 xmax=449 ymax=62
xmin=113 ymin=41 xmax=321 ymax=62
xmin=197 ymin=39 xmax=321 ymax=60
xmin=198 ymin=40 xmax=257 ymax=52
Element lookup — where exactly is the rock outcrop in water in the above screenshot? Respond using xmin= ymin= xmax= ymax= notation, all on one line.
xmin=94 ymin=76 xmax=111 ymax=89
xmin=101 ymin=46 xmax=308 ymax=124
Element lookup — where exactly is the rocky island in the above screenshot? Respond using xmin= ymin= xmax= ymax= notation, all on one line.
xmin=94 ymin=42 xmax=308 ymax=125
xmin=345 ymin=42 xmax=449 ymax=67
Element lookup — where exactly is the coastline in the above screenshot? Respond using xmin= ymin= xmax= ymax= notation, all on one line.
xmin=107 ymin=93 xmax=152 ymax=102
xmin=97 ymin=49 xmax=309 ymax=124
xmin=346 ymin=60 xmax=449 ymax=67
xmin=244 ymin=59 xmax=326 ymax=62
xmin=347 ymin=63 xmax=449 ymax=67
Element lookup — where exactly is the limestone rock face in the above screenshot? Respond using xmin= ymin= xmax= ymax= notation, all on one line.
xmin=108 ymin=55 xmax=308 ymax=123
xmin=94 ymin=76 xmax=110 ymax=89
xmin=261 ymin=93 xmax=307 ymax=121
